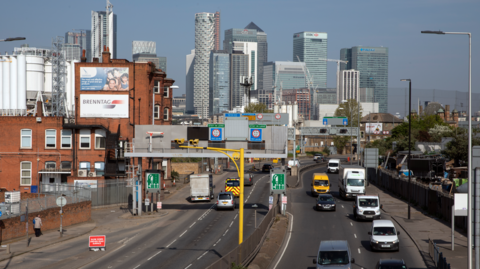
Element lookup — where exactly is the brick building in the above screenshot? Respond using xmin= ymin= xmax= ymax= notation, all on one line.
xmin=0 ymin=48 xmax=175 ymax=193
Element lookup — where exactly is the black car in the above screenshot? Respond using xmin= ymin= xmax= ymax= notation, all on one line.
xmin=375 ymin=259 xmax=407 ymax=269
xmin=262 ymin=164 xmax=273 ymax=172
xmin=316 ymin=194 xmax=336 ymax=211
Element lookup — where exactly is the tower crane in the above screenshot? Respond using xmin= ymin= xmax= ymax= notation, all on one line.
xmin=296 ymin=55 xmax=317 ymax=119
xmin=318 ymin=58 xmax=348 ymax=103
xmin=272 ymin=63 xmax=284 ymax=105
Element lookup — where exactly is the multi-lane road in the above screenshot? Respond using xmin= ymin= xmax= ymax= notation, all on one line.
xmin=275 ymin=165 xmax=427 ymax=269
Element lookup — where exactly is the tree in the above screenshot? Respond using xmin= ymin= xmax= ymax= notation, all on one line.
xmin=244 ymin=103 xmax=272 ymax=113
xmin=334 ymin=99 xmax=363 ymax=127
xmin=391 ymin=114 xmax=448 ymax=141
xmin=333 ymin=136 xmax=349 ymax=154
xmin=442 ymin=130 xmax=480 ymax=166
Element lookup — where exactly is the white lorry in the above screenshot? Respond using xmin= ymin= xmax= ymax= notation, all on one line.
xmin=190 ymin=173 xmax=214 ymax=202
xmin=338 ymin=165 xmax=366 ymax=199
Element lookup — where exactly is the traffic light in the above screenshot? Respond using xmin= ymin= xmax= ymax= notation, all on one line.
xmin=175 ymin=138 xmax=185 ymax=145
xmin=320 ymin=129 xmax=327 ymax=134
xmin=189 ymin=139 xmax=199 ymax=146
xmin=339 ymin=129 xmax=348 ymax=134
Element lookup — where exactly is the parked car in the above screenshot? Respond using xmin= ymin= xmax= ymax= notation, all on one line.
xmin=375 ymin=259 xmax=408 ymax=269
xmin=262 ymin=164 xmax=274 ymax=172
xmin=244 ymin=173 xmax=254 ymax=186
xmin=368 ymin=220 xmax=400 ymax=251
xmin=216 ymin=191 xmax=235 ymax=210
xmin=313 ymin=153 xmax=325 ymax=162
xmin=316 ymin=194 xmax=336 ymax=211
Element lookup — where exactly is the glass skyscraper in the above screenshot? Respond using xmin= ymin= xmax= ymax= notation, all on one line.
xmin=65 ymin=30 xmax=91 ymax=61
xmin=245 ymin=22 xmax=268 ymax=92
xmin=223 ymin=28 xmax=257 ymax=54
xmin=293 ymin=32 xmax=328 ymax=89
xmin=340 ymin=46 xmax=389 ymax=113
xmin=230 ymin=52 xmax=249 ymax=109
xmin=209 ymin=50 xmax=230 ymax=115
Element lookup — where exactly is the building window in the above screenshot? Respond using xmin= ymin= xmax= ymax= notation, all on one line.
xmin=80 ymin=129 xmax=91 ymax=149
xmin=95 ymin=162 xmax=105 ymax=176
xmin=164 ymin=107 xmax=169 ymax=120
xmin=154 ymin=105 xmax=160 ymax=119
xmin=153 ymin=81 xmax=160 ymax=94
xmin=20 ymin=162 xmax=32 ymax=186
xmin=45 ymin=161 xmax=56 ymax=169
xmin=79 ymin=161 xmax=91 ymax=171
xmin=163 ymin=86 xmax=169 ymax=98
xmin=95 ymin=129 xmax=106 ymax=149
xmin=21 ymin=129 xmax=32 ymax=149
xmin=45 ymin=129 xmax=56 ymax=148
xmin=61 ymin=130 xmax=72 ymax=149
xmin=61 ymin=161 xmax=71 ymax=170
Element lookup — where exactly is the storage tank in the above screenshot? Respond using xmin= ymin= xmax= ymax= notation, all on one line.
xmin=273 ymin=103 xmax=279 ymax=113
xmin=66 ymin=60 xmax=79 ymax=114
xmin=287 ymin=102 xmax=293 ymax=127
xmin=17 ymin=55 xmax=26 ymax=110
xmin=0 ymin=56 xmax=3 ymax=110
xmin=44 ymin=61 xmax=52 ymax=92
xmin=293 ymin=101 xmax=298 ymax=121
xmin=10 ymin=56 xmax=17 ymax=110
xmin=281 ymin=103 xmax=287 ymax=113
xmin=3 ymin=57 xmax=10 ymax=109
xmin=26 ymin=56 xmax=45 ymax=93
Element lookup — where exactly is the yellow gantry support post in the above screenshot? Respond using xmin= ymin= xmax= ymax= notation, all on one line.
xmin=179 ymin=145 xmax=245 ymax=245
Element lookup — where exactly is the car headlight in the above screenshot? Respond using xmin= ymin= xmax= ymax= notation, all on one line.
xmin=375 ymin=210 xmax=380 ymax=214
xmin=371 ymin=239 xmax=378 ymax=243
xmin=393 ymin=239 xmax=399 ymax=243
xmin=358 ymin=210 xmax=363 ymax=213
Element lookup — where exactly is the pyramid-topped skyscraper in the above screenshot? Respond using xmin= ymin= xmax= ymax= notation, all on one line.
xmin=244 ymin=22 xmax=267 ymax=94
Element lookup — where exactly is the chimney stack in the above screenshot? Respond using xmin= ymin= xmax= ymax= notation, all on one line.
xmin=445 ymin=105 xmax=450 ymax=121
xmin=81 ymin=49 xmax=87 ymax=62
xmin=102 ymin=46 xmax=111 ymax=63
xmin=36 ymin=101 xmax=43 ymax=117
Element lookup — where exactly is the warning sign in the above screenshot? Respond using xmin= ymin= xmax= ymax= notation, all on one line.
xmin=89 ymin=235 xmax=106 ymax=248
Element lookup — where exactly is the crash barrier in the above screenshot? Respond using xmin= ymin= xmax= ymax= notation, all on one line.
xmin=294 ymin=161 xmax=328 ymax=188
xmin=205 ymin=197 xmax=280 ymax=269
xmin=429 ymin=239 xmax=451 ymax=269
xmin=375 ymin=169 xmax=467 ymax=231
xmin=41 ymin=180 xmax=132 ymax=208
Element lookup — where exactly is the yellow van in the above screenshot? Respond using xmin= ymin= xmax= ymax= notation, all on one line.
xmin=311 ymin=173 xmax=331 ymax=196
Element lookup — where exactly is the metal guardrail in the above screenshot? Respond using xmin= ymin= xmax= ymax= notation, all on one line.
xmin=429 ymin=239 xmax=451 ymax=269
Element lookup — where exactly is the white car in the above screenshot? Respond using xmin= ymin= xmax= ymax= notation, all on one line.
xmin=368 ymin=220 xmax=400 ymax=251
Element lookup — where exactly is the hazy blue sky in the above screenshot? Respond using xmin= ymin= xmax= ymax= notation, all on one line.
xmin=1 ymin=0 xmax=478 ymax=114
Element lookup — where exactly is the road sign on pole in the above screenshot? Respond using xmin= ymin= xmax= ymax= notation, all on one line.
xmin=270 ymin=167 xmax=286 ymax=195
xmin=249 ymin=128 xmax=263 ymax=142
xmin=56 ymin=197 xmax=67 ymax=207
xmin=209 ymin=127 xmax=223 ymax=141
xmin=89 ymin=235 xmax=106 ymax=251
xmin=145 ymin=172 xmax=160 ymax=192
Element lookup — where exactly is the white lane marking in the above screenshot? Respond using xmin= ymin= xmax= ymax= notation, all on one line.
xmin=223 ymin=229 xmax=229 ymax=236
xmin=234 ymin=214 xmax=238 ymax=220
xmin=358 ymin=248 xmax=361 ymax=254
xmin=133 ymin=265 xmax=141 ymax=269
xmin=184 ymin=264 xmax=192 ymax=269
xmin=147 ymin=251 xmax=162 ymax=261
xmin=213 ymin=238 xmax=221 ymax=246
xmin=229 ymin=221 xmax=234 ymax=227
xmin=189 ymin=222 xmax=196 ymax=228
xmin=354 ymin=234 xmax=357 ymax=238
xmin=273 ymin=212 xmax=293 ymax=269
xmin=350 ymin=222 xmax=353 ymax=226
xmin=197 ymin=251 xmax=209 ymax=260
xmin=342 ymin=205 xmax=344 ymax=208
xmin=166 ymin=239 xmax=176 ymax=248
xmin=180 ymin=230 xmax=187 ymax=237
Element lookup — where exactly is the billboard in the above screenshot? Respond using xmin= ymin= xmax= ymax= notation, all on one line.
xmin=365 ymin=123 xmax=383 ymax=134
xmin=80 ymin=94 xmax=129 ymax=118
xmin=80 ymin=67 xmax=129 ymax=91
xmin=74 ymin=180 xmax=98 ymax=189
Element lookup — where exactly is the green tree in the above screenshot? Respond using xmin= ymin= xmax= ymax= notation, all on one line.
xmin=333 ymin=136 xmax=350 ymax=154
xmin=334 ymin=99 xmax=363 ymax=127
xmin=391 ymin=114 xmax=448 ymax=141
xmin=442 ymin=129 xmax=480 ymax=166
xmin=244 ymin=103 xmax=272 ymax=113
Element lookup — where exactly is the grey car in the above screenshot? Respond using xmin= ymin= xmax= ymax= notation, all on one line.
xmin=244 ymin=173 xmax=254 ymax=186
xmin=216 ymin=192 xmax=235 ymax=210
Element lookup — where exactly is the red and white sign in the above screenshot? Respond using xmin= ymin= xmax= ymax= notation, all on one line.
xmin=282 ymin=196 xmax=288 ymax=204
xmin=252 ymin=129 xmax=261 ymax=138
xmin=157 ymin=202 xmax=162 ymax=209
xmin=89 ymin=235 xmax=106 ymax=248
xmin=211 ymin=129 xmax=221 ymax=138
xmin=257 ymin=113 xmax=263 ymax=120
xmin=314 ymin=33 xmax=318 ymax=36
xmin=275 ymin=113 xmax=281 ymax=120
xmin=383 ymin=131 xmax=390 ymax=135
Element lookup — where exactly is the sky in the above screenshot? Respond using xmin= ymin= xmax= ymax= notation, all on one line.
xmin=0 ymin=0 xmax=478 ymax=115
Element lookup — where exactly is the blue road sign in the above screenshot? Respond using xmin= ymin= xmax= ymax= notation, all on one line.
xmin=0 ymin=211 xmax=2 ymax=217
xmin=241 ymin=113 xmax=255 ymax=116
xmin=249 ymin=128 xmax=262 ymax=142
xmin=323 ymin=118 xmax=328 ymax=125
xmin=209 ymin=127 xmax=223 ymax=141
xmin=225 ymin=113 xmax=241 ymax=117
xmin=343 ymin=118 xmax=348 ymax=125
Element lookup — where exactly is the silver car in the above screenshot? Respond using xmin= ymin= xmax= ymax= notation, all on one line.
xmin=216 ymin=192 xmax=235 ymax=210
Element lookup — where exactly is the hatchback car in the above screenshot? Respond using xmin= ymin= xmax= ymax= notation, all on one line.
xmin=262 ymin=164 xmax=274 ymax=172
xmin=316 ymin=194 xmax=336 ymax=211
xmin=216 ymin=192 xmax=235 ymax=210
xmin=375 ymin=259 xmax=407 ymax=269
xmin=368 ymin=220 xmax=400 ymax=251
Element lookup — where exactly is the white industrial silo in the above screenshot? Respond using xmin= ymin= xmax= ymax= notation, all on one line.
xmin=273 ymin=102 xmax=279 ymax=113
xmin=293 ymin=101 xmax=298 ymax=122
xmin=10 ymin=56 xmax=17 ymax=110
xmin=287 ymin=102 xmax=293 ymax=127
xmin=3 ymin=57 xmax=10 ymax=110
xmin=0 ymin=56 xmax=3 ymax=110
xmin=281 ymin=102 xmax=287 ymax=113
xmin=44 ymin=61 xmax=52 ymax=92
xmin=66 ymin=60 xmax=78 ymax=114
xmin=17 ymin=54 xmax=26 ymax=111
xmin=26 ymin=56 xmax=45 ymax=93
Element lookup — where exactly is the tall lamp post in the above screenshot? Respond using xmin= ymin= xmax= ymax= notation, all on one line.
xmin=0 ymin=37 xmax=26 ymax=42
xmin=400 ymin=79 xmax=412 ymax=220
xmin=421 ymin=30 xmax=472 ymax=269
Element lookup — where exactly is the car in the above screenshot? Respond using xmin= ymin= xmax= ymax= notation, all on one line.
xmin=216 ymin=191 xmax=235 ymax=210
xmin=327 ymin=159 xmax=340 ymax=173
xmin=287 ymin=159 xmax=300 ymax=170
xmin=313 ymin=153 xmax=325 ymax=162
xmin=368 ymin=220 xmax=400 ymax=251
xmin=375 ymin=259 xmax=408 ymax=269
xmin=316 ymin=194 xmax=336 ymax=211
xmin=262 ymin=164 xmax=273 ymax=172
xmin=244 ymin=173 xmax=254 ymax=186
xmin=313 ymin=240 xmax=355 ymax=269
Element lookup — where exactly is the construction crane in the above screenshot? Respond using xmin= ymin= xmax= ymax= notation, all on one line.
xmin=318 ymin=58 xmax=348 ymax=103
xmin=296 ymin=55 xmax=317 ymax=119
xmin=272 ymin=63 xmax=283 ymax=106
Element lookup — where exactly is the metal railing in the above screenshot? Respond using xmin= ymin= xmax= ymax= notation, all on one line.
xmin=429 ymin=239 xmax=451 ymax=269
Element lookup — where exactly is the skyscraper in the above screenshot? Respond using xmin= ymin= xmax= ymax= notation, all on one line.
xmin=91 ymin=2 xmax=117 ymax=62
xmin=263 ymin=61 xmax=307 ymax=98
xmin=232 ymin=41 xmax=257 ymax=90
xmin=223 ymin=28 xmax=257 ymax=54
xmin=209 ymin=50 xmax=230 ymax=115
xmin=340 ymin=46 xmax=389 ymax=112
xmin=214 ymin=12 xmax=221 ymax=50
xmin=293 ymin=32 xmax=328 ymax=89
xmin=132 ymin=41 xmax=167 ymax=72
xmin=245 ymin=22 xmax=268 ymax=92
xmin=186 ymin=49 xmax=195 ymax=114
xmin=338 ymin=69 xmax=360 ymax=103
xmin=65 ymin=30 xmax=91 ymax=61
xmin=230 ymin=52 xmax=249 ymax=109
xmin=194 ymin=12 xmax=215 ymax=118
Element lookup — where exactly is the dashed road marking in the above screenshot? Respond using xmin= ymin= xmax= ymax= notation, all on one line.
xmin=197 ymin=251 xmax=209 ymax=260
xmin=147 ymin=251 xmax=162 ymax=261
xmin=223 ymin=229 xmax=229 ymax=236
xmin=166 ymin=239 xmax=176 ymax=248
xmin=350 ymin=222 xmax=353 ymax=226
xmin=358 ymin=248 xmax=361 ymax=254
xmin=229 ymin=221 xmax=234 ymax=227
xmin=189 ymin=222 xmax=196 ymax=228
xmin=133 ymin=265 xmax=141 ymax=269
xmin=354 ymin=234 xmax=357 ymax=238
xmin=180 ymin=230 xmax=187 ymax=237
xmin=213 ymin=238 xmax=221 ymax=246
xmin=184 ymin=264 xmax=192 ymax=269
xmin=234 ymin=214 xmax=238 ymax=220
xmin=342 ymin=205 xmax=344 ymax=208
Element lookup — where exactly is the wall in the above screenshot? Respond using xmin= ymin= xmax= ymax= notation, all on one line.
xmin=0 ymin=201 xmax=91 ymax=242
xmin=171 ymin=163 xmax=200 ymax=175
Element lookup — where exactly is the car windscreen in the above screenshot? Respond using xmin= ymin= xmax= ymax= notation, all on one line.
xmin=373 ymin=227 xmax=397 ymax=236
xmin=318 ymin=196 xmax=334 ymax=202
xmin=317 ymin=251 xmax=349 ymax=265
xmin=329 ymin=162 xmax=338 ymax=167
xmin=347 ymin=178 xmax=364 ymax=186
xmin=219 ymin=194 xmax=231 ymax=200
xmin=378 ymin=265 xmax=406 ymax=269
xmin=314 ymin=180 xmax=329 ymax=186
xmin=359 ymin=198 xmax=378 ymax=207
xmin=226 ymin=180 xmax=240 ymax=187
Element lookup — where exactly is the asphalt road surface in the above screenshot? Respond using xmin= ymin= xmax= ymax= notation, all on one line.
xmin=275 ymin=166 xmax=427 ymax=269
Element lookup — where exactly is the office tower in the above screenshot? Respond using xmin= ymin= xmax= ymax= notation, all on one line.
xmin=293 ymin=32 xmax=328 ymax=89
xmin=360 ymin=88 xmax=375 ymax=103
xmin=194 ymin=12 xmax=215 ymax=118
xmin=91 ymin=2 xmax=117 ymax=61
xmin=132 ymin=41 xmax=167 ymax=72
xmin=214 ymin=12 xmax=221 ymax=50
xmin=338 ymin=69 xmax=360 ymax=103
xmin=230 ymin=51 xmax=249 ymax=109
xmin=263 ymin=61 xmax=307 ymax=92
xmin=65 ymin=30 xmax=91 ymax=61
xmin=245 ymin=22 xmax=267 ymax=92
xmin=223 ymin=28 xmax=257 ymax=54
xmin=340 ymin=46 xmax=389 ymax=112
xmin=232 ymin=41 xmax=257 ymax=90
xmin=158 ymin=57 xmax=167 ymax=73
xmin=186 ymin=49 xmax=195 ymax=114
xmin=209 ymin=50 xmax=230 ymax=115
xmin=132 ymin=41 xmax=156 ymax=54
xmin=315 ymin=88 xmax=338 ymax=104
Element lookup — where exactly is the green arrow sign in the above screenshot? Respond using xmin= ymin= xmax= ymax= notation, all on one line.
xmin=249 ymin=124 xmax=266 ymax=128
xmin=208 ymin=124 xmax=225 ymax=128
xmin=147 ymin=173 xmax=160 ymax=189
xmin=272 ymin=173 xmax=285 ymax=190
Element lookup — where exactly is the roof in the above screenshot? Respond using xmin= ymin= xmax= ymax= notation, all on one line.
xmin=361 ymin=113 xmax=404 ymax=123
xmin=329 ymin=159 xmax=340 ymax=162
xmin=319 ymin=240 xmax=349 ymax=251
xmin=379 ymin=259 xmax=405 ymax=265
xmin=424 ymin=102 xmax=444 ymax=115
xmin=357 ymin=195 xmax=379 ymax=199
xmin=244 ymin=22 xmax=264 ymax=33
xmin=373 ymin=219 xmax=395 ymax=227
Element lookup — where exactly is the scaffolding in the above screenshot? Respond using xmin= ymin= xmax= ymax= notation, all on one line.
xmin=282 ymin=88 xmax=311 ymax=120
xmin=51 ymin=36 xmax=68 ymax=117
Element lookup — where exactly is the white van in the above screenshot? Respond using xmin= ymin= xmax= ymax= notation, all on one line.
xmin=327 ymin=159 xmax=340 ymax=174
xmin=313 ymin=240 xmax=355 ymax=269
xmin=353 ymin=195 xmax=382 ymax=220
xmin=368 ymin=220 xmax=400 ymax=251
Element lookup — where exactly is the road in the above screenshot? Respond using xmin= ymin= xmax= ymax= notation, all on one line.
xmin=276 ymin=165 xmax=427 ymax=269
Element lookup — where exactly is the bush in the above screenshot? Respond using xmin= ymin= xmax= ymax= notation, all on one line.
xmin=171 ymin=170 xmax=179 ymax=180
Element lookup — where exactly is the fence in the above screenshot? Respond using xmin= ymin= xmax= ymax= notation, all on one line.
xmin=429 ymin=239 xmax=451 ymax=269
xmin=41 ymin=180 xmax=132 ymax=208
xmin=205 ymin=199 xmax=279 ymax=269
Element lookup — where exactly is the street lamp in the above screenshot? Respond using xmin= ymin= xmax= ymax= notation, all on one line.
xmin=0 ymin=37 xmax=26 ymax=42
xmin=421 ymin=30 xmax=472 ymax=269
xmin=400 ymin=79 xmax=412 ymax=220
